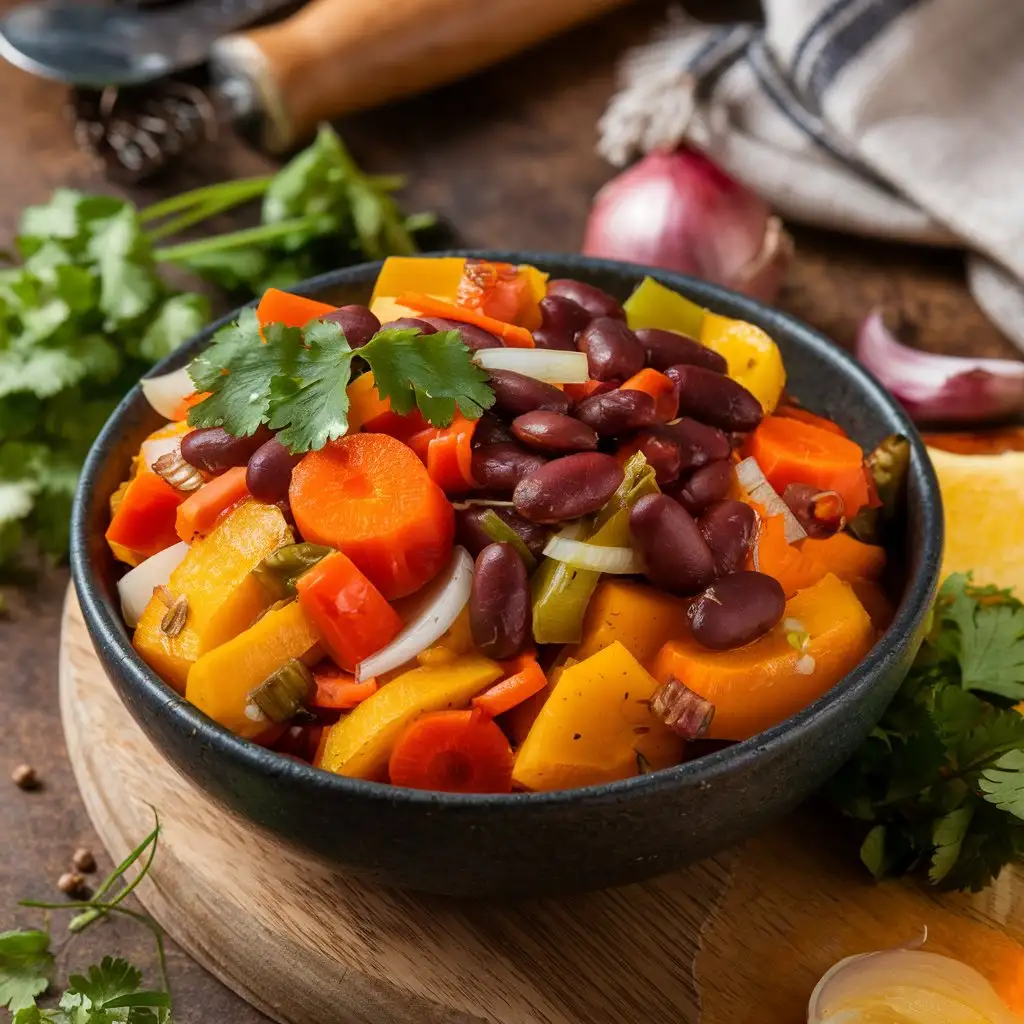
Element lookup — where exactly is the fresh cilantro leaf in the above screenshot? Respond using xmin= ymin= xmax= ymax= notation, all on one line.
xmin=86 ymin=207 xmax=158 ymax=327
xmin=362 ymin=328 xmax=494 ymax=426
xmin=979 ymin=749 xmax=1024 ymax=818
xmin=929 ymin=803 xmax=975 ymax=884
xmin=12 ymin=1005 xmax=46 ymax=1023
xmin=66 ymin=956 xmax=168 ymax=1017
xmin=0 ymin=929 xmax=52 ymax=1011
xmin=267 ymin=319 xmax=355 ymax=452
xmin=187 ymin=309 xmax=289 ymax=437
xmin=134 ymin=294 xmax=209 ymax=361
xmin=859 ymin=825 xmax=887 ymax=879
xmin=959 ymin=602 xmax=1024 ymax=699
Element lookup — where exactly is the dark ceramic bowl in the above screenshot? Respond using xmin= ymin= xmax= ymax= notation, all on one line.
xmin=71 ymin=252 xmax=943 ymax=897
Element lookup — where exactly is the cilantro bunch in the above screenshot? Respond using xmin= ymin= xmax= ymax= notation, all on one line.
xmin=830 ymin=574 xmax=1024 ymax=891
xmin=1 ymin=823 xmax=170 ymax=1022
xmin=188 ymin=312 xmax=494 ymax=452
xmin=0 ymin=125 xmax=430 ymax=569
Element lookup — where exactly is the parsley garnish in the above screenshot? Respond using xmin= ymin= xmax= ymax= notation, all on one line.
xmin=187 ymin=314 xmax=494 ymax=453
xmin=831 ymin=573 xmax=1024 ymax=891
xmin=2 ymin=819 xmax=172 ymax=1022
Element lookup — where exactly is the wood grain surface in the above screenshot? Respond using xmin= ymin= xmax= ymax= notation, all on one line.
xmin=2 ymin=0 xmax=1022 ymax=1018
xmin=60 ymin=591 xmax=1024 ymax=1023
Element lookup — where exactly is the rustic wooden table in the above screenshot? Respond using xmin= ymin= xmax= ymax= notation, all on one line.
xmin=1 ymin=1 xmax=1017 ymax=1020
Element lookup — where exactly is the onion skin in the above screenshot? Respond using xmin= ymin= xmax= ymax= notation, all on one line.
xmin=856 ymin=309 xmax=1024 ymax=427
xmin=583 ymin=148 xmax=793 ymax=304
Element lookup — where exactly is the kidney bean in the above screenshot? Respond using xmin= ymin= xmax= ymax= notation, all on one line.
xmin=469 ymin=543 xmax=531 ymax=660
xmin=533 ymin=295 xmax=592 ymax=351
xmin=629 ymin=493 xmax=716 ymax=595
xmin=385 ymin=317 xmax=437 ymax=334
xmin=472 ymin=413 xmax=515 ymax=448
xmin=782 ymin=483 xmax=846 ymax=539
xmin=181 ymin=424 xmax=272 ymax=474
xmin=486 ymin=369 xmax=571 ymax=417
xmin=456 ymin=507 xmax=549 ymax=560
xmin=670 ymin=460 xmax=735 ymax=514
xmin=619 ymin=431 xmax=682 ymax=484
xmin=419 ymin=317 xmax=501 ymax=351
xmin=688 ymin=571 xmax=785 ymax=650
xmin=658 ymin=418 xmax=731 ymax=472
xmin=699 ymin=500 xmax=757 ymax=575
xmin=665 ymin=364 xmax=763 ymax=432
xmin=574 ymin=389 xmax=657 ymax=436
xmin=635 ymin=328 xmax=728 ymax=374
xmin=513 ymin=452 xmax=624 ymax=524
xmin=248 ymin=437 xmax=302 ymax=503
xmin=576 ymin=317 xmax=646 ymax=382
xmin=511 ymin=411 xmax=598 ymax=453
xmin=319 ymin=304 xmax=381 ymax=349
xmin=472 ymin=443 xmax=548 ymax=492
xmin=547 ymin=279 xmax=625 ymax=321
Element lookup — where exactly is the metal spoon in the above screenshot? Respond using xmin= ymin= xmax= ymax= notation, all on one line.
xmin=0 ymin=0 xmax=295 ymax=88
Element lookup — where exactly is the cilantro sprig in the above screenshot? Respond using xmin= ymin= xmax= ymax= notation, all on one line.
xmin=2 ymin=820 xmax=171 ymax=1022
xmin=187 ymin=311 xmax=494 ymax=453
xmin=830 ymin=573 xmax=1024 ymax=891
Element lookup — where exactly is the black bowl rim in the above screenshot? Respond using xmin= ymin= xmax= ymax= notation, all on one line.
xmin=71 ymin=250 xmax=943 ymax=811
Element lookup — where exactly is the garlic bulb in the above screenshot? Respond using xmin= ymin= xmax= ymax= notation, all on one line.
xmin=808 ymin=949 xmax=1022 ymax=1023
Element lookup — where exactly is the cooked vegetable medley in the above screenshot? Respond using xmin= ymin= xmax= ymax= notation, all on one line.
xmin=108 ymin=258 xmax=902 ymax=793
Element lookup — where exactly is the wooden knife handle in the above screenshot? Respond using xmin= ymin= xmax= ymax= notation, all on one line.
xmin=212 ymin=0 xmax=631 ymax=152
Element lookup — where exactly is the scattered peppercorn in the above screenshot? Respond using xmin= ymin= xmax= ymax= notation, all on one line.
xmin=72 ymin=847 xmax=97 ymax=873
xmin=11 ymin=764 xmax=39 ymax=790
xmin=58 ymin=871 xmax=88 ymax=897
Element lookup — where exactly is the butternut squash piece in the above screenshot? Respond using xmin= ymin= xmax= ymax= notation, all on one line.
xmin=512 ymin=641 xmax=684 ymax=792
xmin=132 ymin=500 xmax=293 ymax=692
xmin=317 ymin=654 xmax=502 ymax=780
xmin=652 ymin=573 xmax=875 ymax=742
xmin=572 ymin=579 xmax=691 ymax=666
xmin=186 ymin=600 xmax=322 ymax=738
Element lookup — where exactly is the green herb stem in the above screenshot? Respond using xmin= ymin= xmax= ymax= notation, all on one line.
xmin=138 ymin=177 xmax=271 ymax=225
xmin=153 ymin=215 xmax=325 ymax=263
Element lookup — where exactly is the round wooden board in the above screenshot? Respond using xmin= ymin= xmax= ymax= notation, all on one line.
xmin=60 ymin=587 xmax=1024 ymax=1023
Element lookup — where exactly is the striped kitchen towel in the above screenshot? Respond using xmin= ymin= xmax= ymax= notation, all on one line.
xmin=599 ymin=1 xmax=1024 ymax=351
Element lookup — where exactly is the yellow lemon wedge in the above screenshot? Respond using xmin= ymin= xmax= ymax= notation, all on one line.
xmin=927 ymin=445 xmax=1024 ymax=594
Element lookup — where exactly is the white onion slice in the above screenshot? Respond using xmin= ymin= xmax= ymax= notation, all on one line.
xmin=140 ymin=435 xmax=182 ymax=471
xmin=117 ymin=542 xmax=188 ymax=627
xmin=543 ymin=535 xmax=641 ymax=574
xmin=735 ymin=456 xmax=807 ymax=544
xmin=356 ymin=546 xmax=474 ymax=682
xmin=474 ymin=348 xmax=589 ymax=384
xmin=140 ymin=367 xmax=194 ymax=419
xmin=808 ymin=948 xmax=1020 ymax=1023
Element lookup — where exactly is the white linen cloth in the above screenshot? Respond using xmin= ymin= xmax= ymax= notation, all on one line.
xmin=599 ymin=1 xmax=1024 ymax=351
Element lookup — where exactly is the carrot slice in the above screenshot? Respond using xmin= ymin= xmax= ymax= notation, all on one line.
xmin=296 ymin=550 xmax=403 ymax=672
xmin=396 ymin=291 xmax=535 ymax=348
xmin=563 ymin=379 xmax=608 ymax=403
xmin=311 ymin=672 xmax=380 ymax=710
xmin=455 ymin=260 xmax=546 ymax=330
xmin=174 ymin=466 xmax=249 ymax=543
xmin=106 ymin=468 xmax=185 ymax=561
xmin=472 ymin=656 xmax=547 ymax=717
xmin=774 ymin=403 xmax=848 ymax=437
xmin=407 ymin=415 xmax=478 ymax=495
xmin=171 ymin=391 xmax=212 ymax=422
xmin=256 ymin=288 xmax=336 ymax=329
xmin=387 ymin=709 xmax=514 ymax=792
xmin=289 ymin=433 xmax=455 ymax=600
xmin=621 ymin=368 xmax=679 ymax=422
xmin=744 ymin=415 xmax=869 ymax=515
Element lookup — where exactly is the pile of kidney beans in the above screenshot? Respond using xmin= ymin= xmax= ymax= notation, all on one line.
xmin=176 ymin=278 xmax=800 ymax=659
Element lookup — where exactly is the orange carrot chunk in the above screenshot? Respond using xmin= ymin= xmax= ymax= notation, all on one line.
xmin=106 ymin=469 xmax=185 ymax=560
xmin=472 ymin=656 xmax=548 ymax=718
xmin=388 ymin=710 xmax=514 ymax=793
xmin=174 ymin=466 xmax=250 ymax=543
xmin=774 ymin=403 xmax=848 ymax=437
xmin=620 ymin=368 xmax=679 ymax=422
xmin=289 ymin=433 xmax=454 ymax=600
xmin=256 ymin=288 xmax=336 ymax=329
xmin=296 ymin=550 xmax=403 ymax=672
xmin=396 ymin=291 xmax=535 ymax=348
xmin=744 ymin=415 xmax=870 ymax=515
xmin=311 ymin=672 xmax=380 ymax=711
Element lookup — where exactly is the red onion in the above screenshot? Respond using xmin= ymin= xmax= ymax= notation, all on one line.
xmin=582 ymin=148 xmax=794 ymax=303
xmin=650 ymin=676 xmax=715 ymax=740
xmin=856 ymin=309 xmax=1024 ymax=426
